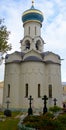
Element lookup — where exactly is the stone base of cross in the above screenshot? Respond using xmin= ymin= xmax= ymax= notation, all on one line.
xmin=28 ymin=108 xmax=33 ymax=115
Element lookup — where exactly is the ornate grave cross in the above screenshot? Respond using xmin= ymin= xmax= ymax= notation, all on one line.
xmin=28 ymin=95 xmax=33 ymax=115
xmin=28 ymin=95 xmax=33 ymax=108
xmin=53 ymin=98 xmax=57 ymax=106
xmin=42 ymin=95 xmax=48 ymax=114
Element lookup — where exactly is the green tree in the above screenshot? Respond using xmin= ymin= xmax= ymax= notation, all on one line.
xmin=0 ymin=19 xmax=12 ymax=54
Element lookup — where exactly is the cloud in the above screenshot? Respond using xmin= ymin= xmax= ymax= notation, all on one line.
xmin=40 ymin=0 xmax=66 ymax=51
xmin=44 ymin=16 xmax=66 ymax=50
xmin=0 ymin=0 xmax=24 ymax=52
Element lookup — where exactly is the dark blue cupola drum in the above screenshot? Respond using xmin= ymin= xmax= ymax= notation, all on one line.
xmin=22 ymin=5 xmax=44 ymax=26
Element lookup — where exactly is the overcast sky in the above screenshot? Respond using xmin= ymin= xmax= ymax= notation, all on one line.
xmin=0 ymin=0 xmax=66 ymax=82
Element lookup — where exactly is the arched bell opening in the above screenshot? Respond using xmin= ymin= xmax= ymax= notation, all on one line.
xmin=35 ymin=40 xmax=41 ymax=50
xmin=25 ymin=40 xmax=30 ymax=50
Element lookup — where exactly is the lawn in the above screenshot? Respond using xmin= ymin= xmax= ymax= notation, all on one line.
xmin=0 ymin=111 xmax=21 ymax=130
xmin=0 ymin=118 xmax=19 ymax=130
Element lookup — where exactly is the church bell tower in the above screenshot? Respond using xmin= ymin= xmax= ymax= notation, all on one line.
xmin=21 ymin=0 xmax=44 ymax=52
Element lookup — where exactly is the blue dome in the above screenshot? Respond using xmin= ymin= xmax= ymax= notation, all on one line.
xmin=22 ymin=5 xmax=44 ymax=25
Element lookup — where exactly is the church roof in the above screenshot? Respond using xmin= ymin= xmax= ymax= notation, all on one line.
xmin=45 ymin=60 xmax=60 ymax=65
xmin=24 ymin=56 xmax=42 ymax=62
xmin=22 ymin=4 xmax=44 ymax=25
xmin=5 ymin=51 xmax=60 ymax=65
xmin=5 ymin=51 xmax=25 ymax=59
xmin=41 ymin=51 xmax=60 ymax=59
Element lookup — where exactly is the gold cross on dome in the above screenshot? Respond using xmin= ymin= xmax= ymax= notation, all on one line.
xmin=32 ymin=0 xmax=34 ymax=6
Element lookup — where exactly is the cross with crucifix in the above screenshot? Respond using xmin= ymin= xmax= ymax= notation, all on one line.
xmin=28 ymin=95 xmax=33 ymax=115
xmin=42 ymin=95 xmax=48 ymax=114
xmin=53 ymin=98 xmax=57 ymax=106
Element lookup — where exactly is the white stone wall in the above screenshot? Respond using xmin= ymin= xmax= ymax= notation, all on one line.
xmin=19 ymin=61 xmax=46 ymax=109
xmin=45 ymin=63 xmax=62 ymax=107
xmin=24 ymin=22 xmax=41 ymax=38
xmin=3 ymin=63 xmax=20 ymax=108
xmin=3 ymin=59 xmax=62 ymax=109
xmin=0 ymin=87 xmax=3 ymax=106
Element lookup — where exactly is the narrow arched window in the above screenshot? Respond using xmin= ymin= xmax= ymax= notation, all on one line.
xmin=25 ymin=84 xmax=28 ymax=98
xmin=38 ymin=84 xmax=41 ymax=97
xmin=28 ymin=26 xmax=30 ymax=35
xmin=49 ymin=84 xmax=52 ymax=98
xmin=35 ymin=26 xmax=36 ymax=35
xmin=8 ymin=84 xmax=10 ymax=97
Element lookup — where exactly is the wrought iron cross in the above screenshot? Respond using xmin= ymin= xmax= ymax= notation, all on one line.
xmin=42 ymin=95 xmax=48 ymax=114
xmin=42 ymin=95 xmax=48 ymax=104
xmin=53 ymin=98 xmax=57 ymax=106
xmin=28 ymin=95 xmax=33 ymax=108
xmin=28 ymin=95 xmax=33 ymax=115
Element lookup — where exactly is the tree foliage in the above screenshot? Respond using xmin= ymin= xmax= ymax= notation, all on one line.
xmin=0 ymin=19 xmax=12 ymax=53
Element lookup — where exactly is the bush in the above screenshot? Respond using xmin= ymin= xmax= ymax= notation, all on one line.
xmin=49 ymin=119 xmax=64 ymax=130
xmin=23 ymin=113 xmax=65 ymax=130
xmin=49 ymin=106 xmax=62 ymax=113
xmin=44 ymin=112 xmax=54 ymax=119
xmin=57 ymin=114 xmax=66 ymax=127
xmin=23 ymin=115 xmax=40 ymax=123
xmin=4 ymin=109 xmax=12 ymax=117
xmin=24 ymin=114 xmax=54 ymax=129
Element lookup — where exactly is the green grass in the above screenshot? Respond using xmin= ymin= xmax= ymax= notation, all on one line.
xmin=0 ymin=111 xmax=22 ymax=130
xmin=0 ymin=118 xmax=19 ymax=130
xmin=0 ymin=112 xmax=3 ymax=115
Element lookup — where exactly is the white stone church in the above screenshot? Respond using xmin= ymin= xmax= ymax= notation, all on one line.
xmin=3 ymin=2 xmax=62 ymax=111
